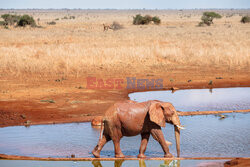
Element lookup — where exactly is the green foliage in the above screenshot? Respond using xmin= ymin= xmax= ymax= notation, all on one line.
xmin=133 ymin=14 xmax=149 ymax=25
xmin=133 ymin=14 xmax=161 ymax=25
xmin=203 ymin=12 xmax=222 ymax=19
xmin=0 ymin=21 xmax=6 ymax=26
xmin=1 ymin=14 xmax=37 ymax=28
xmin=40 ymin=99 xmax=55 ymax=103
xmin=199 ymin=12 xmax=222 ymax=26
xmin=1 ymin=14 xmax=20 ymax=26
xmin=152 ymin=16 xmax=161 ymax=24
xmin=241 ymin=16 xmax=250 ymax=23
xmin=198 ymin=22 xmax=205 ymax=27
xmin=17 ymin=14 xmax=36 ymax=27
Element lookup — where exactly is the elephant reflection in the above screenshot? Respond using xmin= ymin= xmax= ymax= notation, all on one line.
xmin=92 ymin=160 xmax=124 ymax=167
xmin=92 ymin=159 xmax=180 ymax=167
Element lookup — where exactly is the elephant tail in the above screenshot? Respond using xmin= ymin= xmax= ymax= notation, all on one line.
xmin=99 ymin=119 xmax=104 ymax=141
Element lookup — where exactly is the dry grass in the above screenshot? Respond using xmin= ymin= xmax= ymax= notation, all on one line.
xmin=0 ymin=9 xmax=249 ymax=78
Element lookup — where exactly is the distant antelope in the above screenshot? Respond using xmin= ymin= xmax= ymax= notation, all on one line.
xmin=103 ymin=24 xmax=112 ymax=31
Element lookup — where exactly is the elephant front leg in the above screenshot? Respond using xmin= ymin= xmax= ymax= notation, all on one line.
xmin=138 ymin=133 xmax=150 ymax=158
xmin=150 ymin=128 xmax=173 ymax=158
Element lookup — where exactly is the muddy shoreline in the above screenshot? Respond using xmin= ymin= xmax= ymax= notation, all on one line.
xmin=1 ymin=154 xmax=249 ymax=167
xmin=1 ymin=153 xmax=249 ymax=161
xmin=1 ymin=109 xmax=250 ymax=128
xmin=0 ymin=77 xmax=250 ymax=128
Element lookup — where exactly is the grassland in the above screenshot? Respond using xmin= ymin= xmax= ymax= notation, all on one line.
xmin=0 ymin=9 xmax=249 ymax=78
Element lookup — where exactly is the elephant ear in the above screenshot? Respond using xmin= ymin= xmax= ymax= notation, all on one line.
xmin=149 ymin=102 xmax=165 ymax=127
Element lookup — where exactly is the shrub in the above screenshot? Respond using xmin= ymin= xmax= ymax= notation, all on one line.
xmin=241 ymin=16 xmax=250 ymax=23
xmin=69 ymin=16 xmax=75 ymax=19
xmin=17 ymin=14 xmax=36 ymax=27
xmin=199 ymin=12 xmax=222 ymax=26
xmin=133 ymin=14 xmax=147 ymax=25
xmin=152 ymin=16 xmax=161 ymax=25
xmin=47 ymin=21 xmax=56 ymax=25
xmin=1 ymin=14 xmax=20 ymax=26
xmin=198 ymin=22 xmax=205 ymax=27
xmin=110 ymin=21 xmax=124 ymax=30
xmin=133 ymin=14 xmax=161 ymax=25
xmin=0 ymin=21 xmax=6 ymax=26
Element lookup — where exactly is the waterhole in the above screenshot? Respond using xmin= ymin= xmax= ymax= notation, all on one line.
xmin=0 ymin=88 xmax=249 ymax=160
xmin=129 ymin=87 xmax=250 ymax=111
xmin=0 ymin=113 xmax=249 ymax=158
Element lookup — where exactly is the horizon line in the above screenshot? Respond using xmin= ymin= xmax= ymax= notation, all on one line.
xmin=0 ymin=8 xmax=250 ymax=10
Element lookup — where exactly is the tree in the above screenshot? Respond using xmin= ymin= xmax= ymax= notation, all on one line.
xmin=1 ymin=14 xmax=20 ymax=26
xmin=199 ymin=12 xmax=222 ymax=26
xmin=133 ymin=14 xmax=161 ymax=25
xmin=241 ymin=16 xmax=250 ymax=23
xmin=17 ymin=15 xmax=36 ymax=27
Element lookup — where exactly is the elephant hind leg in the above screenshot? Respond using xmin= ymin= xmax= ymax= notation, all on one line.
xmin=92 ymin=134 xmax=111 ymax=158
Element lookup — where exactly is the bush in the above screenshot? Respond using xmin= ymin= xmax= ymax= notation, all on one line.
xmin=199 ymin=12 xmax=222 ymax=26
xmin=198 ymin=22 xmax=205 ymax=27
xmin=69 ymin=16 xmax=75 ymax=19
xmin=110 ymin=21 xmax=124 ymax=30
xmin=152 ymin=16 xmax=161 ymax=25
xmin=1 ymin=14 xmax=20 ymax=26
xmin=241 ymin=16 xmax=250 ymax=23
xmin=133 ymin=14 xmax=161 ymax=25
xmin=17 ymin=14 xmax=36 ymax=27
xmin=47 ymin=21 xmax=56 ymax=25
xmin=133 ymin=14 xmax=148 ymax=25
xmin=0 ymin=21 xmax=6 ymax=26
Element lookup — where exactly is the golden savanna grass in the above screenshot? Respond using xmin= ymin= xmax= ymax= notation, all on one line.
xmin=0 ymin=9 xmax=249 ymax=78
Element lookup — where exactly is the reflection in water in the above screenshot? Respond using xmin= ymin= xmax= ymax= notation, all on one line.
xmin=163 ymin=160 xmax=180 ymax=167
xmin=92 ymin=160 xmax=180 ymax=167
xmin=92 ymin=160 xmax=125 ymax=167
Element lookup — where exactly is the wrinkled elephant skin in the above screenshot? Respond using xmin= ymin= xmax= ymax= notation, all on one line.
xmin=92 ymin=100 xmax=183 ymax=158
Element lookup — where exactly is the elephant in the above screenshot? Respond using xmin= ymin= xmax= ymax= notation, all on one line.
xmin=92 ymin=100 xmax=184 ymax=158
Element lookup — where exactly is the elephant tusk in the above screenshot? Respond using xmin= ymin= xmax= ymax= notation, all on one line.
xmin=166 ymin=140 xmax=172 ymax=145
xmin=176 ymin=125 xmax=185 ymax=130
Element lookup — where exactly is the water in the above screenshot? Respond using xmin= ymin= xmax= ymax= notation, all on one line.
xmin=0 ymin=159 xmax=226 ymax=167
xmin=129 ymin=87 xmax=250 ymax=111
xmin=0 ymin=87 xmax=249 ymax=161
xmin=0 ymin=113 xmax=249 ymax=158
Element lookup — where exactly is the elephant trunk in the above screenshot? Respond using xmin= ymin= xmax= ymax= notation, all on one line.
xmin=174 ymin=125 xmax=180 ymax=157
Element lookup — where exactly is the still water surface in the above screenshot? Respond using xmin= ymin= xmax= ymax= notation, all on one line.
xmin=0 ymin=113 xmax=249 ymax=158
xmin=0 ymin=159 xmax=226 ymax=167
xmin=129 ymin=87 xmax=250 ymax=111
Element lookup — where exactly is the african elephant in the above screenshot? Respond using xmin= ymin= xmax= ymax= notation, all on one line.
xmin=92 ymin=100 xmax=184 ymax=158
